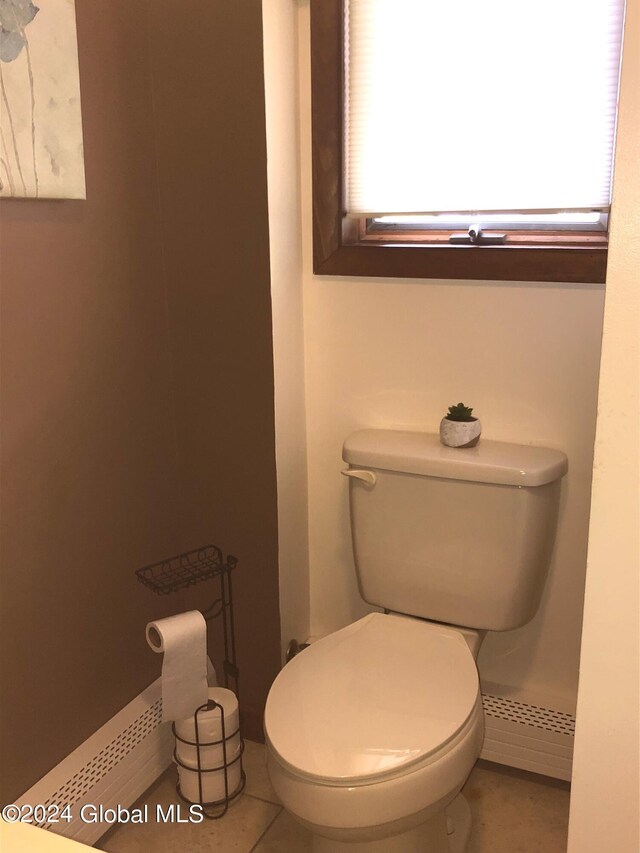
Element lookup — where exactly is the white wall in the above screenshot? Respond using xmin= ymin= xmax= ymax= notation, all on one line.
xmin=568 ymin=4 xmax=640 ymax=848
xmin=263 ymin=0 xmax=310 ymax=659
xmin=297 ymin=2 xmax=605 ymax=712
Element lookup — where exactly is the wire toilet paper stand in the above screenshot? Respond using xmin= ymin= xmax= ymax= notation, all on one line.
xmin=172 ymin=696 xmax=245 ymax=818
xmin=135 ymin=545 xmax=246 ymax=818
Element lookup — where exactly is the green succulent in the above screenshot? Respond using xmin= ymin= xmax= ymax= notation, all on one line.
xmin=446 ymin=402 xmax=476 ymax=422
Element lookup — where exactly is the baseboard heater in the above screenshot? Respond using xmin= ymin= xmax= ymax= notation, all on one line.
xmin=15 ymin=678 xmax=173 ymax=847
xmin=13 ymin=678 xmax=574 ymax=846
xmin=480 ymin=691 xmax=575 ymax=781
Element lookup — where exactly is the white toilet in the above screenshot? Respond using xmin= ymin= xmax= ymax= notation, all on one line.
xmin=265 ymin=429 xmax=568 ymax=852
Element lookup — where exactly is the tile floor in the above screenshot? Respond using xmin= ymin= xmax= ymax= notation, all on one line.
xmin=97 ymin=742 xmax=570 ymax=852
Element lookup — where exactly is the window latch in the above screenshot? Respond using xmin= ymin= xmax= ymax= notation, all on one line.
xmin=449 ymin=225 xmax=506 ymax=245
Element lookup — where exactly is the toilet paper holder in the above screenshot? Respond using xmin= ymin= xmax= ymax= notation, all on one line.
xmin=136 ymin=544 xmax=240 ymax=688
xmin=135 ymin=544 xmax=245 ymax=817
xmin=172 ymin=697 xmax=245 ymax=818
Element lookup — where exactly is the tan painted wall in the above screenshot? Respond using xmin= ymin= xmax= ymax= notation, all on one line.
xmin=568 ymin=4 xmax=640 ymax=848
xmin=262 ymin=0 xmax=311 ymax=659
xmin=297 ymin=2 xmax=605 ymax=712
xmin=0 ymin=0 xmax=279 ymax=802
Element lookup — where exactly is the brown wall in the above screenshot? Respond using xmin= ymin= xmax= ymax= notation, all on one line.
xmin=146 ymin=0 xmax=281 ymax=736
xmin=0 ymin=0 xmax=280 ymax=803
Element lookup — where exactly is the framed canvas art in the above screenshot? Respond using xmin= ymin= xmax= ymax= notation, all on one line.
xmin=0 ymin=0 xmax=85 ymax=199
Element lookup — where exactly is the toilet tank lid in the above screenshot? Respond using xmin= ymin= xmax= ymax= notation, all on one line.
xmin=343 ymin=430 xmax=568 ymax=487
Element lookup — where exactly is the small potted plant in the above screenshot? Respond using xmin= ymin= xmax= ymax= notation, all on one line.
xmin=439 ymin=402 xmax=481 ymax=448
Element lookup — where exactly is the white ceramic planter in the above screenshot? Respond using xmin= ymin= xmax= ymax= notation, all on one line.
xmin=439 ymin=417 xmax=481 ymax=448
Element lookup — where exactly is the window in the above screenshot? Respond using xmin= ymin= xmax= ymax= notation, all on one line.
xmin=311 ymin=0 xmax=626 ymax=283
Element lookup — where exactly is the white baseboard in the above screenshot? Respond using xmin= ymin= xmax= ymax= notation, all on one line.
xmin=13 ymin=675 xmax=573 ymax=850
xmin=480 ymin=688 xmax=575 ymax=781
xmin=15 ymin=678 xmax=173 ymax=847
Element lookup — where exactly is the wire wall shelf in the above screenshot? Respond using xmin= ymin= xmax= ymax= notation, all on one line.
xmin=135 ymin=545 xmax=238 ymax=596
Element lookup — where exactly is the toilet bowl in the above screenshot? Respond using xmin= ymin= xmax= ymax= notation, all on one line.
xmin=265 ymin=613 xmax=484 ymax=852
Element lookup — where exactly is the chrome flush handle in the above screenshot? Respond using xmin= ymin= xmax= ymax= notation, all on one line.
xmin=341 ymin=468 xmax=377 ymax=486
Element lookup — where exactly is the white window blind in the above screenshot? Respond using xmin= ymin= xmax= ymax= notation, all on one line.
xmin=345 ymin=0 xmax=626 ymax=217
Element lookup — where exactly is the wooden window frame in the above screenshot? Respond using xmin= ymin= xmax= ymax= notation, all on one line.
xmin=311 ymin=0 xmax=608 ymax=284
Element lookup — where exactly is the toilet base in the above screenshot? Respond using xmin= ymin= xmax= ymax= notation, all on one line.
xmin=445 ymin=794 xmax=472 ymax=853
xmin=310 ymin=793 xmax=472 ymax=853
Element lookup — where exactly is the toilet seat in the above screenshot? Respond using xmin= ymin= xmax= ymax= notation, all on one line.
xmin=264 ymin=612 xmax=480 ymax=786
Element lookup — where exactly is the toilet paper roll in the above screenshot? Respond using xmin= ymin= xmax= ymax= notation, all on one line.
xmin=146 ymin=611 xmax=208 ymax=723
xmin=178 ymin=756 xmax=242 ymax=805
xmin=207 ymin=658 xmax=217 ymax=687
xmin=174 ymin=688 xmax=240 ymax=771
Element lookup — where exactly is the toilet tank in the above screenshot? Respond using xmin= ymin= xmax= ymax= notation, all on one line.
xmin=343 ymin=430 xmax=568 ymax=632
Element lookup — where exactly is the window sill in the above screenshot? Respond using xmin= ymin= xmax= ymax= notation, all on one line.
xmin=313 ymin=241 xmax=608 ymax=283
